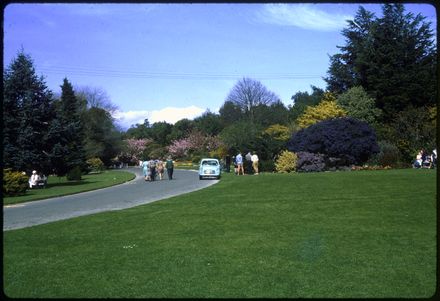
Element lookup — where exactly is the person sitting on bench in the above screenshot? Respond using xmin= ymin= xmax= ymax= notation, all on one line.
xmin=29 ymin=170 xmax=40 ymax=188
xmin=29 ymin=170 xmax=47 ymax=188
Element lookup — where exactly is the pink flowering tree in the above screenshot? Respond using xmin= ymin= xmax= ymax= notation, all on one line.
xmin=168 ymin=138 xmax=192 ymax=158
xmin=119 ymin=138 xmax=152 ymax=164
xmin=168 ymin=130 xmax=226 ymax=160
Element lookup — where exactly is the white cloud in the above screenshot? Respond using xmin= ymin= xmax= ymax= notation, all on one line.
xmin=113 ymin=105 xmax=205 ymax=130
xmin=258 ymin=4 xmax=352 ymax=32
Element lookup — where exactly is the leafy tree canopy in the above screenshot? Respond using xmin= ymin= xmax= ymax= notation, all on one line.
xmin=296 ymin=93 xmax=347 ymax=129
xmin=336 ymin=86 xmax=382 ymax=126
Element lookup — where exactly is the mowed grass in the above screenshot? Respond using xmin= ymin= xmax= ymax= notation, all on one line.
xmin=3 ymin=170 xmax=136 ymax=205
xmin=3 ymin=169 xmax=436 ymax=298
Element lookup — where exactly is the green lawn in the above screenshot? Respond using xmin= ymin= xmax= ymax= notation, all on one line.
xmin=3 ymin=170 xmax=135 ymax=205
xmin=3 ymin=169 xmax=436 ymax=298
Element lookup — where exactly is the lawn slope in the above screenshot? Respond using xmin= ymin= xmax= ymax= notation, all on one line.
xmin=3 ymin=169 xmax=436 ymax=298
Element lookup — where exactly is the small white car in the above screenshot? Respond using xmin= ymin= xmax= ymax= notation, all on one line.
xmin=199 ymin=158 xmax=221 ymax=180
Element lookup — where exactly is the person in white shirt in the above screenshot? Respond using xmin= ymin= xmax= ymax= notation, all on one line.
xmin=251 ymin=152 xmax=259 ymax=175
xmin=236 ymin=152 xmax=244 ymax=175
xmin=29 ymin=170 xmax=40 ymax=188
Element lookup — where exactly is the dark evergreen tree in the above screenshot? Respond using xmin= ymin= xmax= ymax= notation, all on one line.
xmin=366 ymin=4 xmax=436 ymax=117
xmin=325 ymin=4 xmax=436 ymax=120
xmin=49 ymin=78 xmax=86 ymax=176
xmin=148 ymin=121 xmax=173 ymax=146
xmin=167 ymin=118 xmax=195 ymax=142
xmin=193 ymin=110 xmax=224 ymax=136
xmin=253 ymin=101 xmax=290 ymax=127
xmin=83 ymin=107 xmax=123 ymax=166
xmin=326 ymin=6 xmax=376 ymax=94
xmin=3 ymin=51 xmax=54 ymax=174
xmin=289 ymin=85 xmax=325 ymax=122
xmin=219 ymin=101 xmax=243 ymax=127
xmin=124 ymin=119 xmax=151 ymax=139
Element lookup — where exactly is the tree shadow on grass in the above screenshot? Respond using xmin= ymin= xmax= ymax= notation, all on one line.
xmin=46 ymin=180 xmax=97 ymax=188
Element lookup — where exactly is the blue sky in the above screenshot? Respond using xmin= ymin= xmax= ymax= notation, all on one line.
xmin=3 ymin=2 xmax=437 ymax=130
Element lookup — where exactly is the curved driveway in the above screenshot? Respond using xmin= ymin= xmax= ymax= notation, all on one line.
xmin=3 ymin=168 xmax=218 ymax=231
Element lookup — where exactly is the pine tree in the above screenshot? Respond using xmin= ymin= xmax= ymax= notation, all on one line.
xmin=325 ymin=4 xmax=436 ymax=120
xmin=365 ymin=4 xmax=436 ymax=117
xmin=49 ymin=78 xmax=86 ymax=176
xmin=325 ymin=6 xmax=376 ymax=94
xmin=3 ymin=51 xmax=54 ymax=174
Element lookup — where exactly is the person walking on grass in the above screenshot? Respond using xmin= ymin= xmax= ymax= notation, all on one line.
xmin=236 ymin=152 xmax=244 ymax=175
xmin=165 ymin=156 xmax=174 ymax=180
xmin=251 ymin=151 xmax=259 ymax=175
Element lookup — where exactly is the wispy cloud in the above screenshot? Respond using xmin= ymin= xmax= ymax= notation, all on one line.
xmin=258 ymin=4 xmax=352 ymax=32
xmin=65 ymin=3 xmax=157 ymax=17
xmin=113 ymin=105 xmax=205 ymax=130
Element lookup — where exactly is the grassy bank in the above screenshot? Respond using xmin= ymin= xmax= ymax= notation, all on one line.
xmin=3 ymin=170 xmax=136 ymax=206
xmin=3 ymin=169 xmax=436 ymax=298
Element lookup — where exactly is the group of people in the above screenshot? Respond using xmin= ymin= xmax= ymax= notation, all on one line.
xmin=413 ymin=148 xmax=437 ymax=169
xmin=232 ymin=151 xmax=259 ymax=175
xmin=28 ymin=170 xmax=47 ymax=188
xmin=141 ymin=156 xmax=174 ymax=182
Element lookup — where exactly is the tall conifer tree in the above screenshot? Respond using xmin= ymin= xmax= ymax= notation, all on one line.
xmin=48 ymin=78 xmax=86 ymax=176
xmin=325 ymin=4 xmax=436 ymax=120
xmin=3 ymin=51 xmax=54 ymax=174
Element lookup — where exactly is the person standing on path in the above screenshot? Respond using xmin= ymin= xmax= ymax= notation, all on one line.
xmin=149 ymin=159 xmax=157 ymax=181
xmin=157 ymin=159 xmax=165 ymax=180
xmin=142 ymin=160 xmax=150 ymax=181
xmin=165 ymin=156 xmax=174 ymax=180
xmin=251 ymin=151 xmax=259 ymax=175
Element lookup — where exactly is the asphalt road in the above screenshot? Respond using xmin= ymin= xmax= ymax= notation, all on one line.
xmin=3 ymin=168 xmax=219 ymax=231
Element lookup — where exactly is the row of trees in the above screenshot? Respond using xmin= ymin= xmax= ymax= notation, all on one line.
xmin=3 ymin=52 xmax=123 ymax=177
xmin=119 ymin=3 xmax=438 ymax=169
xmin=3 ymin=4 xmax=436 ymax=177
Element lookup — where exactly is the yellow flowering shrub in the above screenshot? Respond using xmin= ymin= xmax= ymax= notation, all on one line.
xmin=297 ymin=93 xmax=347 ymax=129
xmin=263 ymin=124 xmax=291 ymax=141
xmin=275 ymin=150 xmax=298 ymax=173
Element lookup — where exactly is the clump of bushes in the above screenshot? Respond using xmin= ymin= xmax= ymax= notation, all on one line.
xmin=259 ymin=159 xmax=275 ymax=172
xmin=288 ymin=117 xmax=379 ymax=168
xmin=296 ymin=152 xmax=326 ymax=172
xmin=66 ymin=166 xmax=82 ymax=181
xmin=374 ymin=140 xmax=401 ymax=167
xmin=3 ymin=168 xmax=29 ymax=196
xmin=86 ymin=157 xmax=104 ymax=173
xmin=275 ymin=150 xmax=297 ymax=173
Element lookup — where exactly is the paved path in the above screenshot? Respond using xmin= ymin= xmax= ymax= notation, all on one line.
xmin=3 ymin=168 xmax=218 ymax=231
